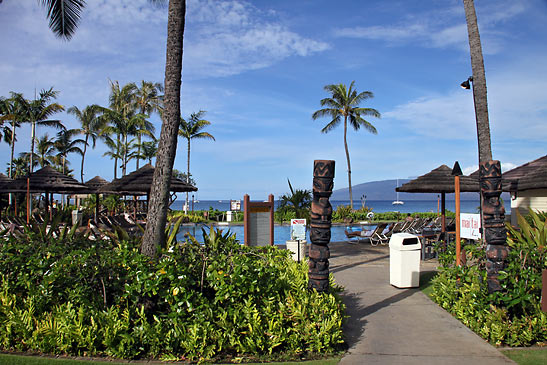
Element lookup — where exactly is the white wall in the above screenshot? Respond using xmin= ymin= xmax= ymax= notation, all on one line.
xmin=510 ymin=188 xmax=547 ymax=225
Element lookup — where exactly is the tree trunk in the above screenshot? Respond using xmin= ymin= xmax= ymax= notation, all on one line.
xmin=30 ymin=121 xmax=36 ymax=172
xmin=141 ymin=0 xmax=185 ymax=257
xmin=463 ymin=0 xmax=492 ymax=162
xmin=136 ymin=133 xmax=141 ymax=170
xmin=343 ymin=116 xmax=353 ymax=210
xmin=81 ymin=134 xmax=88 ymax=183
xmin=123 ymin=134 xmax=128 ymax=176
xmin=9 ymin=122 xmax=16 ymax=179
xmin=185 ymin=138 xmax=190 ymax=213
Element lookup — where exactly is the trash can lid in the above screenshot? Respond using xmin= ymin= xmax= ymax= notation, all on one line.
xmin=389 ymin=232 xmax=422 ymax=250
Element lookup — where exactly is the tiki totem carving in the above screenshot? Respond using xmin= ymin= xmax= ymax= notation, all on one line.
xmin=308 ymin=160 xmax=335 ymax=292
xmin=479 ymin=160 xmax=508 ymax=293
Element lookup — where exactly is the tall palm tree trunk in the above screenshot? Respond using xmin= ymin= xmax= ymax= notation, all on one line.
xmin=9 ymin=121 xmax=16 ymax=207
xmin=136 ymin=134 xmax=142 ymax=170
xmin=142 ymin=0 xmax=186 ymax=257
xmin=30 ymin=121 xmax=36 ymax=172
xmin=343 ymin=116 xmax=353 ymax=210
xmin=81 ymin=134 xmax=89 ymax=183
xmin=185 ymin=138 xmax=190 ymax=213
xmin=463 ymin=0 xmax=492 ymax=162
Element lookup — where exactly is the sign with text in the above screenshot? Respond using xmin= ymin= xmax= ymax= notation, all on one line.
xmin=230 ymin=199 xmax=241 ymax=211
xmin=460 ymin=213 xmax=481 ymax=240
xmin=290 ymin=219 xmax=306 ymax=241
xmin=244 ymin=194 xmax=274 ymax=246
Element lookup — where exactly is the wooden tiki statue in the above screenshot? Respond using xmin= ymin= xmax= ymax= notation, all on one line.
xmin=480 ymin=160 xmax=508 ymax=293
xmin=308 ymin=160 xmax=335 ymax=292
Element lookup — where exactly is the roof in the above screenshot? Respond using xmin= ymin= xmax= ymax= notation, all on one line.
xmin=396 ymin=165 xmax=480 ymax=193
xmin=99 ymin=164 xmax=197 ymax=195
xmin=502 ymin=155 xmax=547 ymax=191
xmin=10 ymin=166 xmax=90 ymax=193
xmin=0 ymin=173 xmax=13 ymax=190
xmin=85 ymin=176 xmax=109 ymax=192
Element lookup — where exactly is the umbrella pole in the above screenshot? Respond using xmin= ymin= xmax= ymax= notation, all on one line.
xmin=45 ymin=190 xmax=49 ymax=221
xmin=455 ymin=175 xmax=461 ymax=266
xmin=26 ymin=177 xmax=30 ymax=224
xmin=95 ymin=193 xmax=99 ymax=223
xmin=133 ymin=195 xmax=137 ymax=221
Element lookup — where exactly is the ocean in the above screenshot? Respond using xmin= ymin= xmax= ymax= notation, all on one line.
xmin=170 ymin=199 xmax=495 ymax=215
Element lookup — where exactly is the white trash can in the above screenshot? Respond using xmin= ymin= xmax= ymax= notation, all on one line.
xmin=71 ymin=209 xmax=83 ymax=226
xmin=226 ymin=210 xmax=233 ymax=222
xmin=389 ymin=233 xmax=422 ymax=288
xmin=286 ymin=240 xmax=307 ymax=261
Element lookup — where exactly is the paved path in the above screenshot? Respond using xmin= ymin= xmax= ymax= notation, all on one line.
xmin=327 ymin=241 xmax=514 ymax=364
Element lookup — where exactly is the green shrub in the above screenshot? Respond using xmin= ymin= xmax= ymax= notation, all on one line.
xmin=0 ymin=218 xmax=345 ymax=361
xmin=430 ymin=210 xmax=547 ymax=346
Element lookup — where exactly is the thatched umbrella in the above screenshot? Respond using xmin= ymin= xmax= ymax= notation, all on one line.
xmin=99 ymin=164 xmax=197 ymax=217
xmin=9 ymin=166 xmax=90 ymax=221
xmin=85 ymin=176 xmax=109 ymax=221
xmin=396 ymin=164 xmax=480 ymax=232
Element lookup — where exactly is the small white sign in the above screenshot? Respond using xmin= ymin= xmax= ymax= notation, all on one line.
xmin=290 ymin=219 xmax=306 ymax=241
xmin=460 ymin=213 xmax=481 ymax=240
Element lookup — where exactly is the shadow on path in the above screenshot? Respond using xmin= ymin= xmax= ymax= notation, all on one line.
xmin=330 ymin=254 xmax=389 ymax=274
xmin=340 ymin=287 xmax=418 ymax=349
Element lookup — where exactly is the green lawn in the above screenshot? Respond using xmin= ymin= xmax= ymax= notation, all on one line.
xmin=0 ymin=353 xmax=341 ymax=365
xmin=501 ymin=348 xmax=547 ymax=365
xmin=419 ymin=270 xmax=437 ymax=298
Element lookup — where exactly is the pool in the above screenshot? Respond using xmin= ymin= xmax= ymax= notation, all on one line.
xmin=175 ymin=223 xmax=377 ymax=245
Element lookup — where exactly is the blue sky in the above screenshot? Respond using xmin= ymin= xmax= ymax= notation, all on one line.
xmin=1 ymin=0 xmax=546 ymax=200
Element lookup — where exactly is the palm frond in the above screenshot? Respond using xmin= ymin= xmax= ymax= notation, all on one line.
xmin=41 ymin=0 xmax=86 ymax=41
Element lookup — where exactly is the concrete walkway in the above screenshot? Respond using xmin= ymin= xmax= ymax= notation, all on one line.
xmin=327 ymin=241 xmax=514 ymax=364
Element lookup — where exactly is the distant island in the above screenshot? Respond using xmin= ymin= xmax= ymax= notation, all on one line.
xmin=330 ymin=178 xmax=509 ymax=201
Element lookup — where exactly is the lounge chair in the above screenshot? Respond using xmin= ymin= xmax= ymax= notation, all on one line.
xmin=370 ymin=223 xmax=396 ymax=246
xmin=345 ymin=223 xmax=387 ymax=244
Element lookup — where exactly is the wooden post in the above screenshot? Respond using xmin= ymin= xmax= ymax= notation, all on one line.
xmin=269 ymin=194 xmax=274 ymax=246
xmin=542 ymin=269 xmax=547 ymax=313
xmin=26 ymin=177 xmax=30 ymax=224
xmin=243 ymin=194 xmax=250 ymax=246
xmin=455 ymin=175 xmax=461 ymax=266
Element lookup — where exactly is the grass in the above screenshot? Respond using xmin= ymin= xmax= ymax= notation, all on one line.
xmin=419 ymin=270 xmax=437 ymax=298
xmin=501 ymin=348 xmax=547 ymax=365
xmin=0 ymin=353 xmax=341 ymax=365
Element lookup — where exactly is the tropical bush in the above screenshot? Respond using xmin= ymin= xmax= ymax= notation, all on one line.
xmin=430 ymin=210 xmax=547 ymax=346
xmin=0 ymin=218 xmax=345 ymax=361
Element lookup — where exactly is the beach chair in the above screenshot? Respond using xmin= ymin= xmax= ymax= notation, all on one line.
xmin=370 ymin=223 xmax=395 ymax=246
xmin=345 ymin=223 xmax=387 ymax=244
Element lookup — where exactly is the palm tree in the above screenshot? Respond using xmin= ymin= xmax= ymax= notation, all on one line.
xmin=0 ymin=94 xmax=22 ymax=179
xmin=13 ymin=88 xmax=65 ymax=173
xmin=140 ymin=140 xmax=158 ymax=164
xmin=33 ymin=0 xmax=184 ymax=256
xmin=134 ymin=80 xmax=162 ymax=169
xmin=35 ymin=134 xmax=56 ymax=168
xmin=462 ymin=0 xmax=492 ymax=162
xmin=102 ymin=81 xmax=137 ymax=177
xmin=53 ymin=129 xmax=85 ymax=175
xmin=279 ymin=179 xmax=312 ymax=222
xmin=178 ymin=111 xmax=215 ymax=212
xmin=0 ymin=97 xmax=14 ymax=144
xmin=102 ymin=136 xmax=124 ymax=178
xmin=68 ymin=104 xmax=104 ymax=182
xmin=312 ymin=81 xmax=380 ymax=210
xmin=37 ymin=0 xmax=86 ymax=41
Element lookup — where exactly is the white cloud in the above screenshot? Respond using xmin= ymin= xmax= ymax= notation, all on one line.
xmin=332 ymin=0 xmax=529 ymax=54
xmin=184 ymin=0 xmax=329 ymax=77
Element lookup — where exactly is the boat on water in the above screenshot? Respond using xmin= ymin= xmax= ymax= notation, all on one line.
xmin=392 ymin=179 xmax=404 ymax=205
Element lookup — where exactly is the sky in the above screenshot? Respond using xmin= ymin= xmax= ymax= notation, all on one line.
xmin=1 ymin=0 xmax=546 ymax=200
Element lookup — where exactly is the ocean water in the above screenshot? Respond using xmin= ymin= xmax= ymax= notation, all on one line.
xmin=170 ymin=199 xmax=493 ymax=214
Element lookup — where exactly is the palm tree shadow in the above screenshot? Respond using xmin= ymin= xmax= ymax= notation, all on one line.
xmin=339 ymin=288 xmax=418 ymax=349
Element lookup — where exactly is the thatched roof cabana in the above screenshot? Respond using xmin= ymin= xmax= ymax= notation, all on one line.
xmin=10 ymin=166 xmax=90 ymax=193
xmin=396 ymin=165 xmax=480 ymax=193
xmin=99 ymin=164 xmax=197 ymax=195
xmin=501 ymin=155 xmax=547 ymax=191
xmin=396 ymin=164 xmax=480 ymax=233
xmin=0 ymin=173 xmax=13 ymax=191
xmin=85 ymin=176 xmax=109 ymax=193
